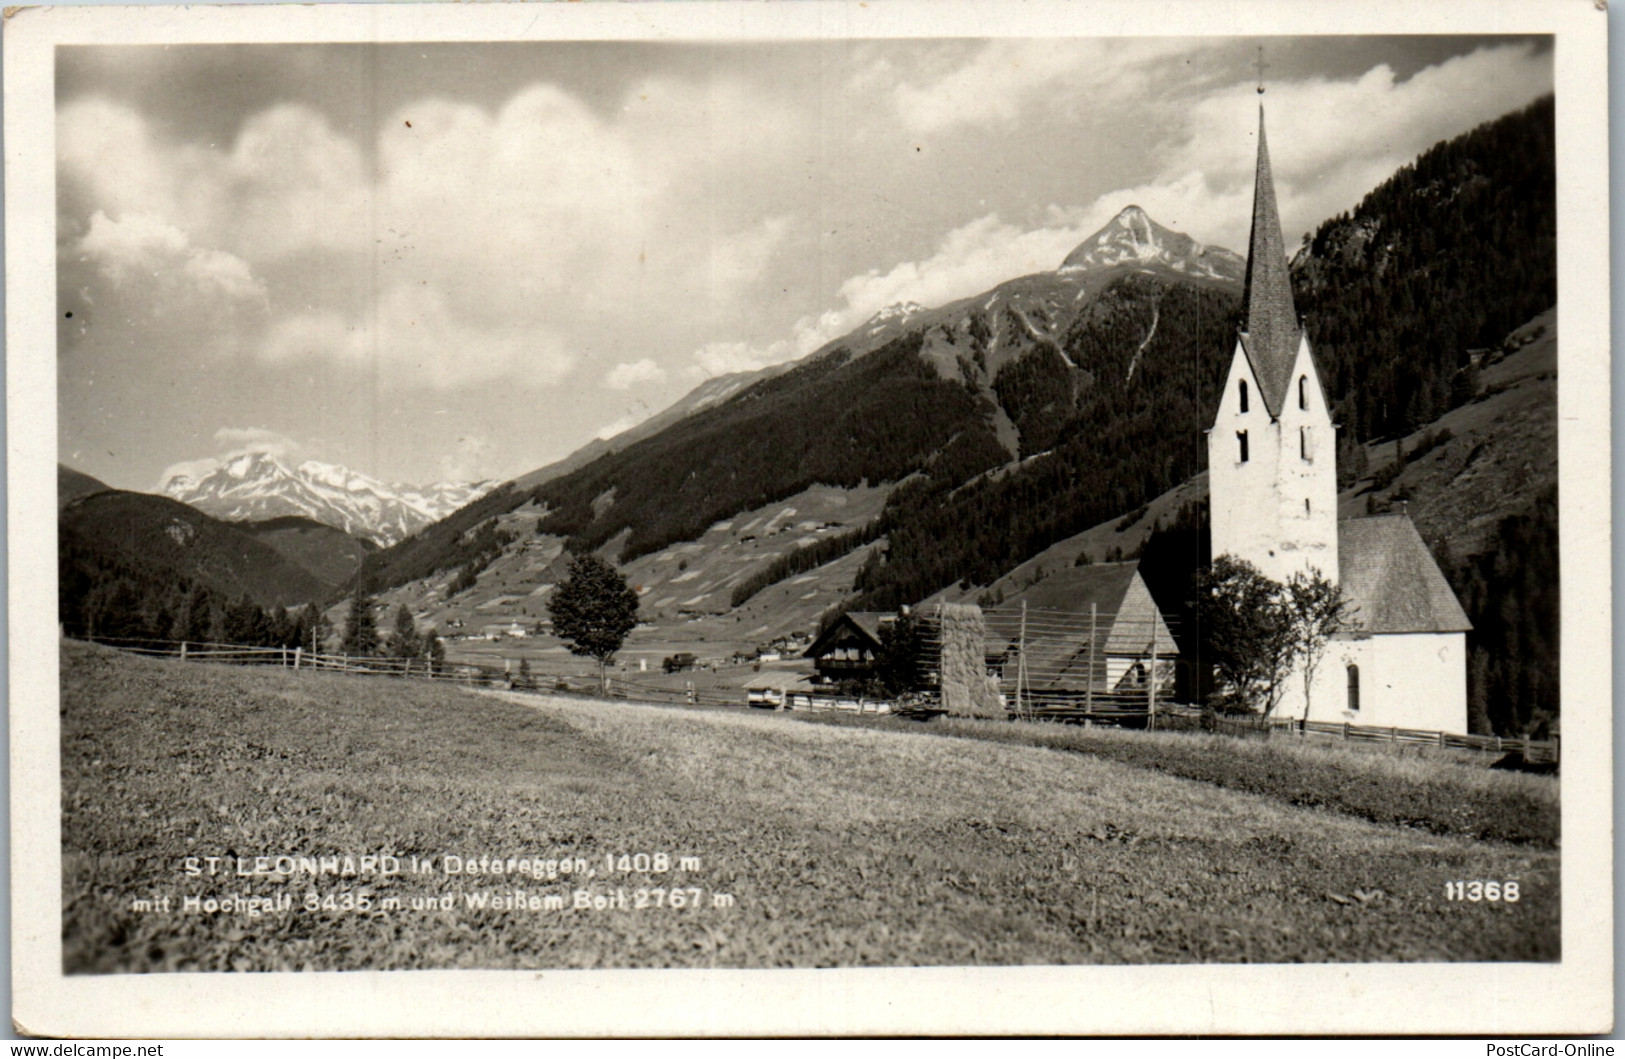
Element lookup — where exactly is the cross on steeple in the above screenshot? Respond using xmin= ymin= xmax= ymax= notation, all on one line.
xmin=1256 ymin=46 xmax=1267 ymax=95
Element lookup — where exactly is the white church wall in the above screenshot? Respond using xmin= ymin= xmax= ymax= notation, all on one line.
xmin=1208 ymin=347 xmax=1287 ymax=581
xmin=1275 ymin=633 xmax=1468 ymax=734
xmin=1268 ymin=338 xmax=1339 ymax=583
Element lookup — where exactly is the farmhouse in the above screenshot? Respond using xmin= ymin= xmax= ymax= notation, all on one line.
xmin=802 ymin=611 xmax=891 ymax=684
xmin=1207 ymin=102 xmax=1470 ymax=731
xmin=982 ymin=561 xmax=1177 ymax=704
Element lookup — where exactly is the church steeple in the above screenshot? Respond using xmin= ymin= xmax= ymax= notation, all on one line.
xmin=1239 ymin=105 xmax=1301 ymax=418
xmin=1208 ymin=91 xmax=1338 ymax=590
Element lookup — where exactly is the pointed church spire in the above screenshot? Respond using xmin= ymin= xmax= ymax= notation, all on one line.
xmin=1239 ymin=104 xmax=1301 ymax=417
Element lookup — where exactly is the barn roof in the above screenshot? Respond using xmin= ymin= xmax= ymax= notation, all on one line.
xmin=1239 ymin=106 xmax=1302 ymax=419
xmin=1338 ymin=515 xmax=1472 ymax=634
xmin=802 ymin=611 xmax=891 ymax=659
xmin=744 ymin=671 xmax=816 ymax=692
xmin=981 ymin=562 xmax=1175 ymax=691
xmin=989 ymin=561 xmax=1140 ymax=617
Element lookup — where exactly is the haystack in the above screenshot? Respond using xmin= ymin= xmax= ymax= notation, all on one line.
xmin=937 ymin=603 xmax=1003 ymax=717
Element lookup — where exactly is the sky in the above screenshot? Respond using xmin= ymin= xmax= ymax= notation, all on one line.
xmin=55 ymin=34 xmax=1554 ymax=492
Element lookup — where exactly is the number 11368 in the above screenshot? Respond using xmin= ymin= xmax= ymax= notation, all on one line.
xmin=1444 ymin=880 xmax=1520 ymax=902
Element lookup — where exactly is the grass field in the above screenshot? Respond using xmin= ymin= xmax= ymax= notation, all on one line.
xmin=61 ymin=641 xmax=1558 ymax=972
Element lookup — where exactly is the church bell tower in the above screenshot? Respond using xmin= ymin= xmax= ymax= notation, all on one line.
xmin=1207 ymin=100 xmax=1339 ymax=587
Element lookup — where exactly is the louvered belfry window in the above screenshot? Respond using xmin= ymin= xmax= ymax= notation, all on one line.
xmin=1239 ymin=379 xmax=1249 ymax=413
xmin=1237 ymin=430 xmax=1249 ymax=463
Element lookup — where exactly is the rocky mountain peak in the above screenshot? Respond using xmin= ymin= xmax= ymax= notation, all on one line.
xmin=1060 ymin=205 xmax=1245 ymax=284
xmin=161 ymin=453 xmax=497 ymax=546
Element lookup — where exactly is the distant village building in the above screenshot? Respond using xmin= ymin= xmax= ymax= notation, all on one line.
xmin=744 ymin=671 xmax=815 ymax=710
xmin=1208 ymin=102 xmax=1470 ymax=731
xmin=983 ymin=561 xmax=1176 ymax=704
xmin=481 ymin=621 xmax=529 ymax=640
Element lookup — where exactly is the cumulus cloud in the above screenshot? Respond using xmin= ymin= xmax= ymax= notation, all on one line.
xmin=258 ymin=284 xmax=575 ymax=390
xmin=57 ymin=79 xmax=795 ymax=394
xmin=438 ymin=434 xmax=494 ymax=483
xmin=1160 ymin=43 xmax=1554 ymax=249
xmin=885 ymin=38 xmax=1195 ymax=134
xmin=213 ymin=426 xmax=302 ymax=460
xmin=690 ymin=340 xmax=795 ymax=379
xmin=59 ymin=98 xmax=369 ymax=265
xmin=780 ymin=42 xmax=1553 ymax=355
xmin=154 ymin=427 xmax=302 ymax=489
xmin=76 ymin=210 xmax=267 ymax=308
xmin=605 ymin=358 xmax=668 ymax=390
xmin=593 ymin=410 xmax=650 ymax=441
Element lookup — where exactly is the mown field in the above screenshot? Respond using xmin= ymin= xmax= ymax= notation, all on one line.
xmin=61 ymin=641 xmax=1558 ymax=972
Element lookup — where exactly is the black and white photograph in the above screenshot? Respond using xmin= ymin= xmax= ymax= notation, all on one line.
xmin=7 ymin=0 xmax=1612 ymax=1038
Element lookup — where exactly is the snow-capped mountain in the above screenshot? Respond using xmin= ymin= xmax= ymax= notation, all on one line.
xmin=161 ymin=452 xmax=498 ymax=546
xmin=1060 ymin=205 xmax=1245 ymax=283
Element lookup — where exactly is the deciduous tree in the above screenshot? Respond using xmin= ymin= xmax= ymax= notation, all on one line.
xmin=547 ymin=554 xmax=639 ymax=692
xmin=1284 ymin=571 xmax=1351 ymax=716
xmin=1194 ymin=556 xmax=1295 ymax=716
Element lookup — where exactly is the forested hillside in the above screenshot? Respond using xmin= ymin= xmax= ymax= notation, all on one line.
xmin=854 ymin=276 xmax=1238 ymax=609
xmin=532 ymin=331 xmax=1008 ymax=563
xmin=1295 ymin=96 xmax=1555 ymax=444
xmin=59 ymin=477 xmax=333 ymax=644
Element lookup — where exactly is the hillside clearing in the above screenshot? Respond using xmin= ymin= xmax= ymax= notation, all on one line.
xmin=62 ymin=642 xmax=1557 ymax=972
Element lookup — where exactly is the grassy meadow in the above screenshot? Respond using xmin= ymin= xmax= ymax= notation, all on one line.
xmin=61 ymin=641 xmax=1558 ymax=972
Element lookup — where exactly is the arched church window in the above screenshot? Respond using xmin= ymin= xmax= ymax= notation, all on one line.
xmin=1299 ymin=375 xmax=1308 ymax=410
xmin=1300 ymin=425 xmax=1308 ymax=460
xmin=1239 ymin=380 xmax=1249 ymax=413
xmin=1237 ymin=430 xmax=1249 ymax=463
xmin=1347 ymin=664 xmax=1360 ymax=712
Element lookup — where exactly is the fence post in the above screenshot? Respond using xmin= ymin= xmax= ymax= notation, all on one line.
xmin=1147 ymin=617 xmax=1158 ymax=725
xmin=1342 ymin=722 xmax=1350 ymax=741
xmin=180 ymin=641 xmax=188 ymax=662
xmin=294 ymin=647 xmax=302 ymax=671
xmin=1015 ymin=601 xmax=1027 ymax=719
xmin=1437 ymin=729 xmax=1445 ymax=748
xmin=1086 ymin=603 xmax=1096 ymax=715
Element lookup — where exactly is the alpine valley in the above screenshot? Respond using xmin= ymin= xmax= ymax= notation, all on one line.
xmin=59 ymin=97 xmax=1556 ymax=737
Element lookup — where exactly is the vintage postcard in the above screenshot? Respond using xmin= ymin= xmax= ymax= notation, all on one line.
xmin=7 ymin=0 xmax=1612 ymax=1038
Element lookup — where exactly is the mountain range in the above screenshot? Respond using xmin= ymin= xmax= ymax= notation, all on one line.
xmin=62 ymin=96 xmax=1556 ymax=736
xmin=160 ymin=452 xmax=497 ymax=546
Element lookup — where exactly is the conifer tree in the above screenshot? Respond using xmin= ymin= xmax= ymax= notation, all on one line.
xmin=342 ymin=593 xmax=379 ymax=657
xmin=390 ymin=603 xmax=419 ymax=659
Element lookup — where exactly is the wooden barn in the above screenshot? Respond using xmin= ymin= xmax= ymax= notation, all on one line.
xmin=982 ymin=561 xmax=1177 ymax=707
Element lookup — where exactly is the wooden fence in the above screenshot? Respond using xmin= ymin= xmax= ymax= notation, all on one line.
xmin=75 ymin=635 xmax=1554 ymax=763
xmin=1156 ymin=707 xmax=1559 ymax=764
xmin=75 ymin=636 xmax=897 ymax=713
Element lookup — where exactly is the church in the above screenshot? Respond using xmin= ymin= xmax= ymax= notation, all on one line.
xmin=1206 ymin=102 xmax=1471 ymax=733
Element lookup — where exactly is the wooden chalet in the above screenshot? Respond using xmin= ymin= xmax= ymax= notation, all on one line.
xmin=802 ymin=611 xmax=891 ymax=684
